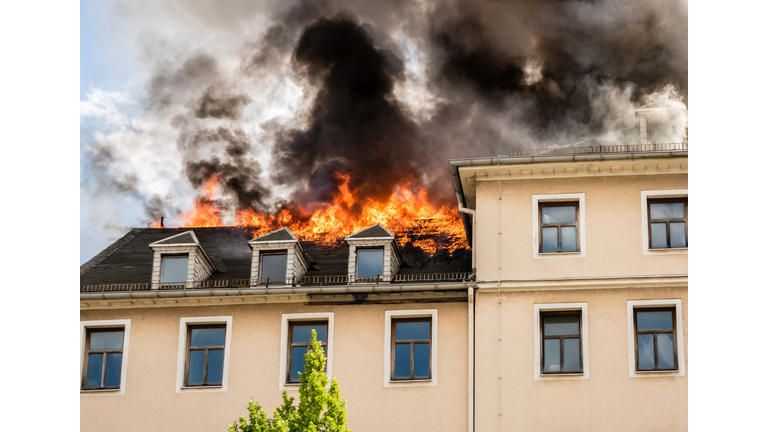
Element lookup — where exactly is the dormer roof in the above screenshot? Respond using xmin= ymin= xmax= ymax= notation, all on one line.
xmin=248 ymin=227 xmax=299 ymax=244
xmin=344 ymin=224 xmax=395 ymax=240
xmin=149 ymin=230 xmax=200 ymax=247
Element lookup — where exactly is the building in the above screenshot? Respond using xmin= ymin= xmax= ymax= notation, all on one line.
xmin=80 ymin=141 xmax=687 ymax=431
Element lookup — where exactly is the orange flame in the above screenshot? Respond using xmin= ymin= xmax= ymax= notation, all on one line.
xmin=160 ymin=171 xmax=468 ymax=254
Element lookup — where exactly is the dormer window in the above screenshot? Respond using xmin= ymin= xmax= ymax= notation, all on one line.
xmin=161 ymin=255 xmax=189 ymax=284
xmin=345 ymin=224 xmax=402 ymax=283
xmin=356 ymin=248 xmax=384 ymax=281
xmin=260 ymin=252 xmax=288 ymax=284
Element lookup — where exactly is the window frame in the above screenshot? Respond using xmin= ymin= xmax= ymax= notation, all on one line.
xmin=384 ymin=309 xmax=438 ymax=387
xmin=647 ymin=197 xmax=688 ymax=250
xmin=533 ymin=303 xmax=589 ymax=380
xmin=641 ymin=190 xmax=688 ymax=255
xmin=539 ymin=311 xmax=583 ymax=375
xmin=184 ymin=324 xmax=227 ymax=387
xmin=279 ymin=313 xmax=334 ymax=390
xmin=390 ymin=317 xmax=432 ymax=381
xmin=532 ymin=193 xmax=587 ymax=259
xmin=633 ymin=307 xmax=678 ymax=371
xmin=258 ymin=250 xmax=288 ymax=285
xmin=175 ymin=316 xmax=233 ymax=393
xmin=627 ymin=299 xmax=685 ymax=378
xmin=82 ymin=328 xmax=125 ymax=390
xmin=355 ymin=246 xmax=385 ymax=282
xmin=80 ymin=319 xmax=131 ymax=396
xmin=160 ymin=253 xmax=190 ymax=285
xmin=538 ymin=201 xmax=580 ymax=253
xmin=286 ymin=320 xmax=329 ymax=385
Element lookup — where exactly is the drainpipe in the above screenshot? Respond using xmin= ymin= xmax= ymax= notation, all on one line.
xmin=467 ymin=286 xmax=475 ymax=432
xmin=458 ymin=204 xmax=476 ymax=271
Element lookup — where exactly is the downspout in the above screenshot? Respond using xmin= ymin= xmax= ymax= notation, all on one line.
xmin=458 ymin=204 xmax=476 ymax=271
xmin=458 ymin=204 xmax=476 ymax=432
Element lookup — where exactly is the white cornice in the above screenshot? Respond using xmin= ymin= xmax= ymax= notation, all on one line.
xmin=475 ymin=275 xmax=687 ymax=292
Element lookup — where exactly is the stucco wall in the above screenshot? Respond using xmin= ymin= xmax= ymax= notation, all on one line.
xmin=474 ymin=286 xmax=687 ymax=431
xmin=474 ymin=173 xmax=688 ymax=281
xmin=80 ymin=301 xmax=468 ymax=432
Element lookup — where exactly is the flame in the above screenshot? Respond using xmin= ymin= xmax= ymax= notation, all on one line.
xmin=162 ymin=171 xmax=468 ymax=255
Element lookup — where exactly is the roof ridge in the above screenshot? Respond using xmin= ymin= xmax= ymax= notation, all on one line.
xmin=80 ymin=228 xmax=145 ymax=277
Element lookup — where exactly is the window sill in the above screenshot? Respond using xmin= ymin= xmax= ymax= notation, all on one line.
xmin=537 ymin=251 xmax=581 ymax=255
xmin=540 ymin=372 xmax=584 ymax=376
xmin=389 ymin=378 xmax=432 ymax=383
xmin=81 ymin=388 xmax=121 ymax=393
xmin=635 ymin=369 xmax=679 ymax=374
xmin=180 ymin=385 xmax=223 ymax=390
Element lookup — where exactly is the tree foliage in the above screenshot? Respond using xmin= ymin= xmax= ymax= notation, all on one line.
xmin=229 ymin=330 xmax=350 ymax=432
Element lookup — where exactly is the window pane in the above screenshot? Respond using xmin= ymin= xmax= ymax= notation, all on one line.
xmin=541 ymin=227 xmax=558 ymax=252
xmin=162 ymin=256 xmax=189 ymax=283
xmin=290 ymin=346 xmax=306 ymax=382
xmin=90 ymin=331 xmax=124 ymax=350
xmin=394 ymin=344 xmax=411 ymax=378
xmin=636 ymin=311 xmax=673 ymax=331
xmin=190 ymin=327 xmax=225 ymax=347
xmin=670 ymin=222 xmax=686 ymax=247
xmin=650 ymin=202 xmax=685 ymax=220
xmin=637 ymin=334 xmax=655 ymax=369
xmin=187 ymin=350 xmax=205 ymax=385
xmin=563 ymin=339 xmax=581 ymax=372
xmin=414 ymin=343 xmax=430 ymax=378
xmin=207 ymin=349 xmax=224 ymax=384
xmin=261 ymin=254 xmax=287 ymax=280
xmin=543 ymin=339 xmax=560 ymax=372
xmin=657 ymin=333 xmax=675 ymax=369
xmin=650 ymin=223 xmax=668 ymax=248
xmin=541 ymin=206 xmax=576 ymax=224
xmin=561 ymin=227 xmax=577 ymax=251
xmin=357 ymin=249 xmax=384 ymax=275
xmin=395 ymin=321 xmax=430 ymax=341
xmin=543 ymin=316 xmax=579 ymax=336
xmin=104 ymin=353 xmax=122 ymax=387
xmin=86 ymin=353 xmax=104 ymax=388
xmin=292 ymin=324 xmax=327 ymax=343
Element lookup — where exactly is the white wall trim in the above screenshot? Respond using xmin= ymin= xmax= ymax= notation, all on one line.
xmin=641 ymin=189 xmax=688 ymax=255
xmin=80 ymin=319 xmax=131 ymax=396
xmin=384 ymin=309 xmax=438 ymax=387
xmin=627 ymin=299 xmax=685 ymax=377
xmin=175 ymin=316 xmax=233 ymax=393
xmin=279 ymin=313 xmax=335 ymax=391
xmin=533 ymin=303 xmax=589 ymax=380
xmin=532 ymin=193 xmax=586 ymax=259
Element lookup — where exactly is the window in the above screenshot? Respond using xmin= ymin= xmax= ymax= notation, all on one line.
xmin=175 ymin=316 xmax=232 ymax=393
xmin=391 ymin=318 xmax=431 ymax=380
xmin=286 ymin=321 xmax=328 ymax=384
xmin=82 ymin=328 xmax=125 ymax=390
xmin=640 ymin=190 xmax=687 ymax=255
xmin=80 ymin=319 xmax=131 ymax=395
xmin=540 ymin=312 xmax=582 ymax=374
xmin=356 ymin=248 xmax=384 ymax=281
xmin=532 ymin=193 xmax=586 ymax=259
xmin=161 ymin=255 xmax=189 ymax=284
xmin=260 ymin=251 xmax=287 ymax=284
xmin=627 ymin=300 xmax=685 ymax=377
xmin=185 ymin=325 xmax=226 ymax=387
xmin=648 ymin=198 xmax=687 ymax=249
xmin=633 ymin=308 xmax=677 ymax=371
xmin=533 ymin=303 xmax=589 ymax=380
xmin=539 ymin=203 xmax=579 ymax=253
xmin=384 ymin=309 xmax=438 ymax=387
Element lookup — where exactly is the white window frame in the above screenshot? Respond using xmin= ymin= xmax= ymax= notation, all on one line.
xmin=175 ymin=316 xmax=233 ymax=393
xmin=627 ymin=299 xmax=685 ymax=378
xmin=279 ymin=313 xmax=334 ymax=390
xmin=80 ymin=319 xmax=131 ymax=396
xmin=533 ymin=303 xmax=589 ymax=380
xmin=532 ymin=193 xmax=586 ymax=259
xmin=641 ymin=189 xmax=688 ymax=255
xmin=384 ymin=309 xmax=438 ymax=387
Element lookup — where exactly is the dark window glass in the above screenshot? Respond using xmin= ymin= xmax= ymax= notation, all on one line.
xmin=541 ymin=313 xmax=582 ymax=374
xmin=357 ymin=249 xmax=384 ymax=276
xmin=634 ymin=307 xmax=677 ymax=371
xmin=287 ymin=321 xmax=328 ymax=384
xmin=161 ymin=256 xmax=189 ymax=283
xmin=539 ymin=202 xmax=579 ymax=253
xmin=648 ymin=198 xmax=687 ymax=249
xmin=391 ymin=318 xmax=431 ymax=381
xmin=260 ymin=253 xmax=287 ymax=283
xmin=185 ymin=324 xmax=226 ymax=387
xmin=82 ymin=328 xmax=125 ymax=390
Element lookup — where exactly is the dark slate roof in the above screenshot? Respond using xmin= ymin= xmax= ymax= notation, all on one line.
xmin=250 ymin=227 xmax=296 ymax=243
xmin=152 ymin=231 xmax=197 ymax=245
xmin=346 ymin=224 xmax=393 ymax=239
xmin=80 ymin=227 xmax=472 ymax=286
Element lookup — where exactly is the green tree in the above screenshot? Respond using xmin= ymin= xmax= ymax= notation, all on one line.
xmin=229 ymin=330 xmax=350 ymax=432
